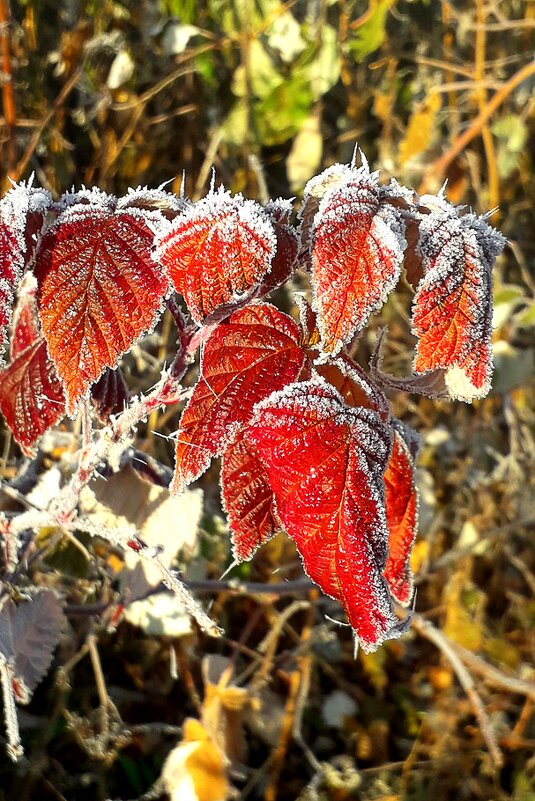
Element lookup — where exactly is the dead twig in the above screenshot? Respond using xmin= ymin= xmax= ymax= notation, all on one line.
xmin=412 ymin=613 xmax=504 ymax=769
xmin=419 ymin=59 xmax=535 ymax=192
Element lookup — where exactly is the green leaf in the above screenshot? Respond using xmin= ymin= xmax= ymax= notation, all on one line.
xmin=232 ymin=40 xmax=282 ymax=99
xmin=221 ymin=101 xmax=248 ymax=145
xmin=493 ymin=284 xmax=527 ymax=328
xmin=348 ymin=0 xmax=395 ymax=62
xmin=492 ymin=114 xmax=528 ymax=179
xmin=517 ymin=300 xmax=535 ymax=328
xmin=256 ymin=74 xmax=313 ymax=145
xmin=301 ymin=24 xmax=341 ymax=100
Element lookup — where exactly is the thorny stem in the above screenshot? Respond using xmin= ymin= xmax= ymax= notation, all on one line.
xmin=51 ymin=369 xmax=185 ymax=525
xmin=1 ymin=366 xmax=220 ymax=636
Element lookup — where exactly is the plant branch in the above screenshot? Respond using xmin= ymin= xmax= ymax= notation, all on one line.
xmin=412 ymin=613 xmax=504 ymax=769
xmin=0 ymin=0 xmax=16 ymax=180
xmin=419 ymin=59 xmax=535 ymax=193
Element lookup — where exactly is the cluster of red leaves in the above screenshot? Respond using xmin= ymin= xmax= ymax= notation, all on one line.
xmin=0 ymin=160 xmax=505 ymax=651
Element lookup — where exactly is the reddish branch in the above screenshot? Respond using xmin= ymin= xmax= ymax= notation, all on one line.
xmin=420 ymin=59 xmax=535 ymax=193
xmin=0 ymin=0 xmax=16 ymax=177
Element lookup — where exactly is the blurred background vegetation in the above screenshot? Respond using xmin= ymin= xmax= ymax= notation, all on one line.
xmin=1 ymin=1 xmax=534 ymax=800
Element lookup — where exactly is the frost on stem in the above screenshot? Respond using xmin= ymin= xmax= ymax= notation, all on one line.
xmin=0 ymin=153 xmax=506 ymax=662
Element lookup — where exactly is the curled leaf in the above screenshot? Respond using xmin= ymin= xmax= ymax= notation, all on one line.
xmin=0 ymin=182 xmax=52 ymax=362
xmin=0 ymin=280 xmax=65 ymax=455
xmin=90 ymin=367 xmax=130 ymax=422
xmin=411 ymin=204 xmax=506 ymax=400
xmin=383 ymin=429 xmax=418 ymax=606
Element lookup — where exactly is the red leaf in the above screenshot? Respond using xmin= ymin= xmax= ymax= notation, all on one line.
xmin=171 ymin=302 xmax=309 ymax=494
xmin=221 ymin=428 xmax=280 ymax=562
xmin=248 ymin=378 xmax=400 ymax=652
xmin=383 ymin=429 xmax=418 ymax=606
xmin=310 ymin=163 xmax=405 ymax=354
xmin=299 ymin=163 xmax=355 ymax=270
xmin=411 ymin=204 xmax=505 ymax=400
xmin=295 ymin=296 xmax=320 ymax=348
xmin=90 ymin=367 xmax=130 ymax=422
xmin=0 ymin=183 xmax=51 ymax=363
xmin=370 ymin=327 xmax=450 ymax=400
xmin=34 ymin=196 xmax=168 ymax=414
xmin=155 ymin=188 xmax=276 ymax=322
xmin=0 ymin=222 xmax=22 ymax=362
xmin=0 ymin=281 xmax=65 ymax=455
xmin=315 ymin=354 xmax=390 ymax=420
xmin=257 ymin=205 xmax=298 ymax=295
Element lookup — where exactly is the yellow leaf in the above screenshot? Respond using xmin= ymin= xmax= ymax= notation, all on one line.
xmin=287 ymin=112 xmax=323 ymax=192
xmin=399 ymin=92 xmax=441 ymax=165
xmin=161 ymin=718 xmax=230 ymax=801
xmin=443 ymin=569 xmax=486 ymax=651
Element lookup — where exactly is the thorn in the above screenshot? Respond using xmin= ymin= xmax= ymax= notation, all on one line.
xmin=350 ymin=142 xmax=359 ymax=169
xmin=219 ymin=560 xmax=238 ymax=580
xmin=359 ymin=148 xmax=369 ymax=173
xmin=324 ymin=614 xmax=349 ymax=628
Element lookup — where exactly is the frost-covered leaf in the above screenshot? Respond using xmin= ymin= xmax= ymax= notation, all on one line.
xmin=411 ymin=204 xmax=506 ymax=400
xmin=155 ymin=188 xmax=276 ymax=323
xmin=310 ymin=163 xmax=406 ymax=354
xmin=383 ymin=429 xmax=418 ymax=606
xmin=0 ymin=281 xmax=65 ymax=455
xmin=256 ymin=201 xmax=298 ymax=294
xmin=0 ymin=182 xmax=52 ymax=363
xmin=369 ymin=327 xmax=450 ymax=399
xmin=248 ymin=378 xmax=401 ymax=653
xmin=117 ymin=186 xmax=187 ymax=219
xmin=171 ymin=303 xmax=309 ymax=494
xmin=221 ymin=428 xmax=280 ymax=562
xmin=295 ymin=296 xmax=321 ymax=347
xmin=90 ymin=367 xmax=130 ymax=422
xmin=315 ymin=353 xmax=390 ymax=420
xmin=34 ymin=195 xmax=169 ymax=414
xmin=298 ymin=163 xmax=355 ymax=270
xmin=0 ymin=589 xmax=63 ymax=703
